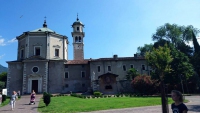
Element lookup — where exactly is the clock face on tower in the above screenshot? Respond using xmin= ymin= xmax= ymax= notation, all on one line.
xmin=75 ymin=45 xmax=82 ymax=49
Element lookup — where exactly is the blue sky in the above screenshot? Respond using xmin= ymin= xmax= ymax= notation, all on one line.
xmin=1 ymin=0 xmax=200 ymax=67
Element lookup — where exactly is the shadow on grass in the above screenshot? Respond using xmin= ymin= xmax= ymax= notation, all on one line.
xmin=32 ymin=106 xmax=46 ymax=109
xmin=187 ymin=105 xmax=200 ymax=112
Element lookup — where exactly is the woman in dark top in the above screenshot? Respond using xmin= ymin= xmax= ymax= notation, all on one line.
xmin=171 ymin=90 xmax=188 ymax=113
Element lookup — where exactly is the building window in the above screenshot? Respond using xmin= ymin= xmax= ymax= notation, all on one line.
xmin=108 ymin=66 xmax=111 ymax=71
xmin=21 ymin=49 xmax=24 ymax=59
xmin=65 ymin=84 xmax=69 ymax=88
xmin=75 ymin=36 xmax=78 ymax=42
xmin=35 ymin=47 xmax=40 ymax=56
xmin=105 ymin=85 xmax=112 ymax=89
xmin=55 ymin=49 xmax=59 ymax=57
xmin=77 ymin=27 xmax=79 ymax=31
xmin=142 ymin=65 xmax=145 ymax=70
xmin=82 ymin=65 xmax=84 ymax=68
xmin=82 ymin=83 xmax=85 ymax=87
xmin=97 ymin=66 xmax=101 ymax=72
xmin=123 ymin=65 xmax=126 ymax=71
xmin=65 ymin=72 xmax=69 ymax=78
xmin=130 ymin=64 xmax=134 ymax=68
xmin=65 ymin=65 xmax=68 ymax=68
xmin=81 ymin=71 xmax=85 ymax=78
xmin=79 ymin=36 xmax=81 ymax=42
xmin=32 ymin=66 xmax=39 ymax=73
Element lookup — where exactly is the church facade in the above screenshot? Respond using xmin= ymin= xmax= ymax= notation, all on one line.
xmin=6 ymin=17 xmax=150 ymax=95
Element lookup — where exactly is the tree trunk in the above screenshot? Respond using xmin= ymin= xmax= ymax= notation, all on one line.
xmin=160 ymin=80 xmax=169 ymax=113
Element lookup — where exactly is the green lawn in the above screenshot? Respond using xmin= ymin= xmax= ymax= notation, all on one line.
xmin=0 ymin=99 xmax=10 ymax=107
xmin=38 ymin=96 xmax=174 ymax=113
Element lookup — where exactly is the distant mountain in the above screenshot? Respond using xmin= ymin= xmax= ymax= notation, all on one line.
xmin=0 ymin=64 xmax=8 ymax=73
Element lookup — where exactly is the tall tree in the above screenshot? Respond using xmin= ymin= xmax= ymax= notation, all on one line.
xmin=137 ymin=44 xmax=153 ymax=56
xmin=152 ymin=23 xmax=182 ymax=47
xmin=192 ymin=31 xmax=200 ymax=53
xmin=145 ymin=44 xmax=173 ymax=113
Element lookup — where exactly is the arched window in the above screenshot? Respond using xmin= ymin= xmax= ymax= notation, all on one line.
xmin=79 ymin=36 xmax=81 ymax=42
xmin=75 ymin=37 xmax=78 ymax=42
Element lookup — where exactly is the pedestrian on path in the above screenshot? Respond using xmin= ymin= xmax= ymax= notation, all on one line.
xmin=10 ymin=91 xmax=18 ymax=111
xmin=171 ymin=90 xmax=188 ymax=113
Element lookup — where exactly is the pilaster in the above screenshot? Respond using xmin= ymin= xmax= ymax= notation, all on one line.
xmin=22 ymin=63 xmax=27 ymax=94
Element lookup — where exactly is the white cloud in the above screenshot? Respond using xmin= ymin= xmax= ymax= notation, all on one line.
xmin=0 ymin=36 xmax=17 ymax=46
xmin=0 ymin=54 xmax=5 ymax=59
xmin=0 ymin=38 xmax=6 ymax=46
xmin=7 ymin=38 xmax=17 ymax=43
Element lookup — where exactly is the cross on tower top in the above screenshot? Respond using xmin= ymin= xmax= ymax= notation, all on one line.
xmin=43 ymin=16 xmax=47 ymax=28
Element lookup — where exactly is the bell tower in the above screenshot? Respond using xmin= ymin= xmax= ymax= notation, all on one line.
xmin=71 ymin=14 xmax=85 ymax=60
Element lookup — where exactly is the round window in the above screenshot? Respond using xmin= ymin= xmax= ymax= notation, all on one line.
xmin=32 ymin=67 xmax=39 ymax=73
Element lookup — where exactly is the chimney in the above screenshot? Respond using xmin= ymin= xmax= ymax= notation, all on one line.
xmin=113 ymin=54 xmax=118 ymax=60
xmin=134 ymin=54 xmax=137 ymax=58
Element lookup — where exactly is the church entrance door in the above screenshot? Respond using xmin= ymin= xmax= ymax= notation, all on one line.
xmin=32 ymin=80 xmax=38 ymax=93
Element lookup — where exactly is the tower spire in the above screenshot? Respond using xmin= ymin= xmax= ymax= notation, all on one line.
xmin=43 ymin=16 xmax=47 ymax=28
xmin=77 ymin=13 xmax=79 ymax=21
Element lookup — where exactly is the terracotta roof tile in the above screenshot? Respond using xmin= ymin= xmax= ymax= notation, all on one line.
xmin=90 ymin=56 xmax=145 ymax=61
xmin=65 ymin=60 xmax=89 ymax=64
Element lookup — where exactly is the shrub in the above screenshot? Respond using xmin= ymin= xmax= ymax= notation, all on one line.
xmin=132 ymin=75 xmax=158 ymax=95
xmin=108 ymin=95 xmax=111 ymax=98
xmin=104 ymin=95 xmax=107 ymax=98
xmin=116 ymin=94 xmax=120 ymax=97
xmin=93 ymin=91 xmax=102 ymax=97
xmin=125 ymin=94 xmax=129 ymax=97
xmin=2 ymin=94 xmax=6 ymax=103
xmin=43 ymin=92 xmax=48 ymax=99
xmin=43 ymin=92 xmax=51 ymax=106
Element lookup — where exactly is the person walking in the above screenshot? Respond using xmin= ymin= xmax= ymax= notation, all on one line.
xmin=171 ymin=90 xmax=188 ymax=113
xmin=10 ymin=91 xmax=18 ymax=111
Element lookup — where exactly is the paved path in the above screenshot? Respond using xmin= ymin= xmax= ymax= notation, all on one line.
xmin=0 ymin=95 xmax=42 ymax=113
xmin=0 ymin=95 xmax=199 ymax=113
xmin=80 ymin=96 xmax=200 ymax=113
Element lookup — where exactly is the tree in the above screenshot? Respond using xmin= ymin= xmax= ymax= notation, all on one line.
xmin=137 ymin=44 xmax=153 ymax=56
xmin=192 ymin=31 xmax=200 ymax=53
xmin=0 ymin=72 xmax=7 ymax=82
xmin=192 ymin=31 xmax=200 ymax=77
xmin=145 ymin=44 xmax=173 ymax=113
xmin=0 ymin=72 xmax=7 ymax=88
xmin=153 ymin=39 xmax=193 ymax=80
xmin=126 ymin=68 xmax=139 ymax=80
xmin=152 ymin=23 xmax=183 ymax=47
xmin=152 ymin=23 xmax=198 ymax=55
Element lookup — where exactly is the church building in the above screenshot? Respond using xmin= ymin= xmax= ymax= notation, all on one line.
xmin=6 ymin=16 xmax=150 ymax=95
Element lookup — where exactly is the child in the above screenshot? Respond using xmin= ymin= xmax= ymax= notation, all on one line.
xmin=10 ymin=91 xmax=18 ymax=111
xmin=171 ymin=90 xmax=188 ymax=113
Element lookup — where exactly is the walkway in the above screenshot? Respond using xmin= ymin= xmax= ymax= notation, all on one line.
xmin=81 ymin=96 xmax=200 ymax=113
xmin=0 ymin=95 xmax=42 ymax=113
xmin=0 ymin=95 xmax=199 ymax=113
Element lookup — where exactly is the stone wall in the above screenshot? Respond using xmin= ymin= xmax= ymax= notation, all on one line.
xmin=63 ymin=64 xmax=90 ymax=93
xmin=7 ymin=62 xmax=23 ymax=96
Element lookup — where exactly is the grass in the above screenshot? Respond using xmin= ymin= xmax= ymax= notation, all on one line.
xmin=0 ymin=99 xmax=10 ymax=107
xmin=38 ymin=96 xmax=174 ymax=113
xmin=0 ymin=96 xmax=21 ymax=107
